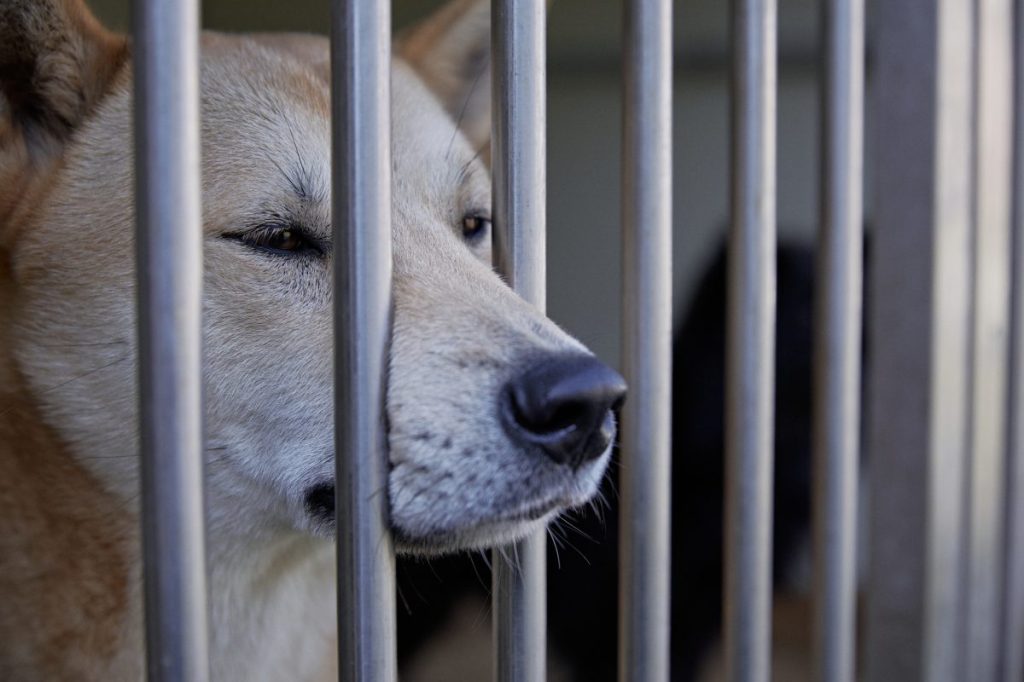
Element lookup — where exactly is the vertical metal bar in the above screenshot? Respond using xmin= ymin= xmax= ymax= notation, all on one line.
xmin=962 ymin=0 xmax=1014 ymax=677
xmin=864 ymin=0 xmax=974 ymax=679
xmin=725 ymin=0 xmax=776 ymax=680
xmin=618 ymin=0 xmax=673 ymax=681
xmin=491 ymin=1 xmax=547 ymax=680
xmin=330 ymin=0 xmax=397 ymax=680
xmin=1001 ymin=2 xmax=1024 ymax=677
xmin=1004 ymin=0 xmax=1024 ymax=661
xmin=132 ymin=0 xmax=208 ymax=679
xmin=812 ymin=0 xmax=864 ymax=679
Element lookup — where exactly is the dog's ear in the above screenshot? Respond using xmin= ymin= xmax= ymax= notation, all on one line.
xmin=0 ymin=0 xmax=127 ymax=162
xmin=397 ymin=0 xmax=491 ymax=154
xmin=0 ymin=0 xmax=126 ymax=239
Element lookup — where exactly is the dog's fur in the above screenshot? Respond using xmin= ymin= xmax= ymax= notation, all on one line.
xmin=0 ymin=1 xmax=612 ymax=679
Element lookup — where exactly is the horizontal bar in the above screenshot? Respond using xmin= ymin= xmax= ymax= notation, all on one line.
xmin=490 ymin=1 xmax=547 ymax=680
xmin=330 ymin=0 xmax=397 ymax=680
xmin=725 ymin=0 xmax=777 ymax=680
xmin=132 ymin=0 xmax=209 ymax=679
xmin=618 ymin=0 xmax=673 ymax=680
xmin=812 ymin=0 xmax=864 ymax=679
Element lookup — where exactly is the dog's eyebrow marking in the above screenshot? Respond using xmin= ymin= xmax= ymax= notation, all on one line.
xmin=264 ymin=151 xmax=306 ymax=199
xmin=287 ymin=126 xmax=326 ymax=203
xmin=262 ymin=149 xmax=324 ymax=206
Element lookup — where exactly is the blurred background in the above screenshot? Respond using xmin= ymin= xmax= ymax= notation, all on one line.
xmin=85 ymin=1 xmax=871 ymax=679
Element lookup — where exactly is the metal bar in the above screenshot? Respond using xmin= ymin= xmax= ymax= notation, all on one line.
xmin=618 ymin=0 xmax=673 ymax=680
xmin=330 ymin=0 xmax=397 ymax=680
xmin=132 ymin=0 xmax=208 ymax=679
xmin=490 ymin=1 xmax=547 ymax=680
xmin=725 ymin=0 xmax=776 ymax=679
xmin=1001 ymin=2 xmax=1024 ymax=676
xmin=864 ymin=0 xmax=974 ymax=679
xmin=962 ymin=0 xmax=1014 ymax=678
xmin=812 ymin=0 xmax=864 ymax=679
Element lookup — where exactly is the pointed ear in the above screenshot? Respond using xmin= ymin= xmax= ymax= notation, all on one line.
xmin=0 ymin=0 xmax=126 ymax=236
xmin=0 ymin=0 xmax=127 ymax=159
xmin=397 ymin=0 xmax=491 ymax=154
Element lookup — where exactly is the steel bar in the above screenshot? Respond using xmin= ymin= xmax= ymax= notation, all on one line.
xmin=132 ymin=0 xmax=208 ymax=679
xmin=725 ymin=0 xmax=777 ymax=680
xmin=812 ymin=0 xmax=864 ymax=680
xmin=618 ymin=0 xmax=673 ymax=681
xmin=1001 ymin=2 xmax=1024 ymax=677
xmin=490 ymin=1 xmax=548 ymax=681
xmin=330 ymin=0 xmax=397 ymax=680
xmin=1003 ymin=2 xmax=1024 ymax=675
xmin=962 ymin=0 xmax=1014 ymax=678
xmin=864 ymin=0 xmax=974 ymax=679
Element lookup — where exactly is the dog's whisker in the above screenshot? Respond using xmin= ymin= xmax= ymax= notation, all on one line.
xmin=550 ymin=517 xmax=593 ymax=565
xmin=367 ymin=484 xmax=389 ymax=503
xmin=553 ymin=514 xmax=597 ymax=545
xmin=471 ymin=590 xmax=493 ymax=630
xmin=445 ymin=55 xmax=489 ymax=160
xmin=32 ymin=339 xmax=128 ymax=348
xmin=468 ymin=551 xmax=491 ymax=591
xmin=396 ymin=582 xmax=413 ymax=616
xmin=547 ymin=525 xmax=563 ymax=570
xmin=0 ymin=354 xmax=131 ymax=420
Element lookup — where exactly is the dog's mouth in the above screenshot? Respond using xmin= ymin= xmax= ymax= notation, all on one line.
xmin=301 ymin=482 xmax=573 ymax=553
xmin=391 ymin=494 xmax=572 ymax=554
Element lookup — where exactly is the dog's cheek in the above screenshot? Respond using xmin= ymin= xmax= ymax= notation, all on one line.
xmin=200 ymin=273 xmax=334 ymax=510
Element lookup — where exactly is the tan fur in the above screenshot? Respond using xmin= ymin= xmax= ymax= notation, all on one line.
xmin=0 ymin=0 xmax=127 ymax=232
xmin=0 ymin=1 xmax=612 ymax=678
xmin=0 ymin=254 xmax=136 ymax=679
xmin=397 ymin=0 xmax=491 ymax=154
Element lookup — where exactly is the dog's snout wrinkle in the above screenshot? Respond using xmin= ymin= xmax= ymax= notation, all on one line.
xmin=503 ymin=355 xmax=627 ymax=468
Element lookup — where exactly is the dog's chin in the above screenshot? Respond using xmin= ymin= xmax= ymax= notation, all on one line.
xmin=392 ymin=500 xmax=567 ymax=556
xmin=298 ymin=488 xmax=604 ymax=556
xmin=296 ymin=489 xmax=565 ymax=555
xmin=297 ymin=445 xmax=612 ymax=552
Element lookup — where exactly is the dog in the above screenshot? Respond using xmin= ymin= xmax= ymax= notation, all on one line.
xmin=0 ymin=0 xmax=625 ymax=679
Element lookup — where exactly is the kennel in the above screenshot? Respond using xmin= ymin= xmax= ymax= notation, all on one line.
xmin=130 ymin=0 xmax=1023 ymax=681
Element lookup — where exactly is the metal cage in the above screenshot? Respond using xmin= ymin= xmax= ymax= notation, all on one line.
xmin=130 ymin=0 xmax=1023 ymax=680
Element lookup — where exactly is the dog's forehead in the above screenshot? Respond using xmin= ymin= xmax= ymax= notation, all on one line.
xmin=193 ymin=34 xmax=483 ymax=233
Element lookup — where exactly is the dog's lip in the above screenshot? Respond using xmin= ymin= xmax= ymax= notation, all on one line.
xmin=503 ymin=495 xmax=573 ymax=524
xmin=306 ymin=481 xmax=569 ymax=534
xmin=390 ymin=493 xmax=574 ymax=554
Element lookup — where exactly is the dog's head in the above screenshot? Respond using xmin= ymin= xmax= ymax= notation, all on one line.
xmin=0 ymin=0 xmax=624 ymax=553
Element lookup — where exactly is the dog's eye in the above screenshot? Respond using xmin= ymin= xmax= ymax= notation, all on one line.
xmin=462 ymin=214 xmax=491 ymax=243
xmin=230 ymin=226 xmax=321 ymax=256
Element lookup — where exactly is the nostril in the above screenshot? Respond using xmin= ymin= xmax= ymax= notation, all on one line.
xmin=504 ymin=354 xmax=627 ymax=466
xmin=545 ymin=403 xmax=586 ymax=433
xmin=509 ymin=387 xmax=588 ymax=436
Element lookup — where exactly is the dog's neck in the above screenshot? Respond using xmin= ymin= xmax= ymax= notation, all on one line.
xmin=0 ymin=320 xmax=337 ymax=681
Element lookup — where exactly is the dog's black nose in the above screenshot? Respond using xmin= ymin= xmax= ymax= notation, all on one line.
xmin=504 ymin=355 xmax=627 ymax=467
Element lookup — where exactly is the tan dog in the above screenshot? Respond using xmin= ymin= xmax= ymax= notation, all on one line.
xmin=0 ymin=0 xmax=625 ymax=679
